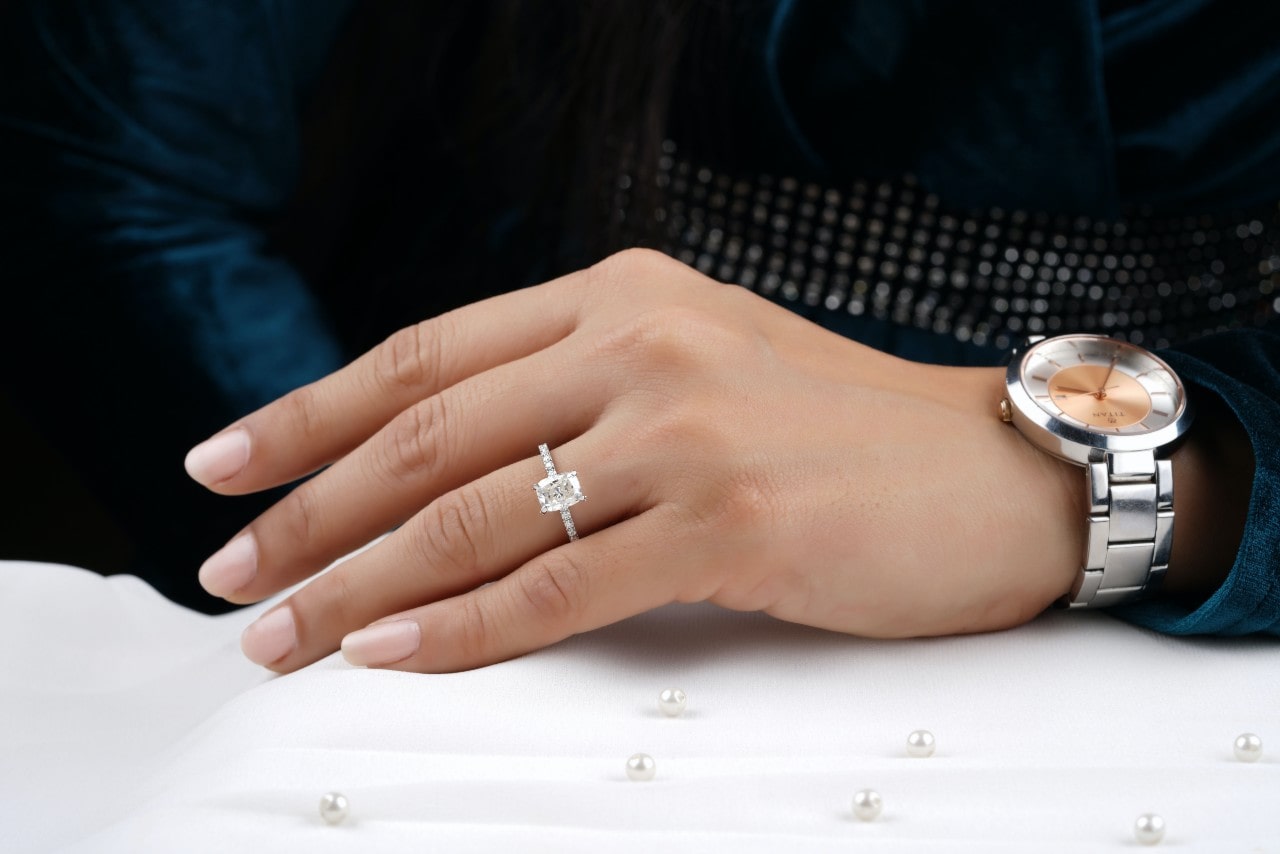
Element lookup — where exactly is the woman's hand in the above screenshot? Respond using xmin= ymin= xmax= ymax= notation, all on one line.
xmin=185 ymin=249 xmax=1083 ymax=673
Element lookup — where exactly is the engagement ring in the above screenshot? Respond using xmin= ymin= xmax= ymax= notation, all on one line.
xmin=534 ymin=443 xmax=585 ymax=541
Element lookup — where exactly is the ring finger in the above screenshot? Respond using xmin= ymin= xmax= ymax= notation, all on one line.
xmin=239 ymin=428 xmax=651 ymax=671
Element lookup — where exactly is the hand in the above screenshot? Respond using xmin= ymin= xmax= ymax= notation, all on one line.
xmin=185 ymin=249 xmax=1083 ymax=674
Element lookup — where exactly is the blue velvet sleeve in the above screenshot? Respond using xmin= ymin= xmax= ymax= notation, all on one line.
xmin=0 ymin=0 xmax=351 ymax=410
xmin=1115 ymin=327 xmax=1280 ymax=636
xmin=755 ymin=0 xmax=1280 ymax=216
xmin=0 ymin=0 xmax=351 ymax=601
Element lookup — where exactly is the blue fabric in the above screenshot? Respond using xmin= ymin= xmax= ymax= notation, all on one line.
xmin=1122 ymin=331 xmax=1280 ymax=635
xmin=753 ymin=0 xmax=1280 ymax=214
xmin=1 ymin=0 xmax=1277 ymax=632
xmin=0 ymin=0 xmax=354 ymax=607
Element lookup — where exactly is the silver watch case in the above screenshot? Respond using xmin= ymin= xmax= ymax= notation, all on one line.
xmin=1003 ymin=334 xmax=1195 ymax=465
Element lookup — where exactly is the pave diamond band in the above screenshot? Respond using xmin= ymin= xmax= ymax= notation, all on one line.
xmin=534 ymin=443 xmax=585 ymax=542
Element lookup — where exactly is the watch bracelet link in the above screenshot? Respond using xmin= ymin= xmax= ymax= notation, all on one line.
xmin=1063 ymin=449 xmax=1174 ymax=608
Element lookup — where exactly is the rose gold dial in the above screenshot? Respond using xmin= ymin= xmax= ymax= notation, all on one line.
xmin=1047 ymin=364 xmax=1151 ymax=427
xmin=1017 ymin=335 xmax=1184 ymax=436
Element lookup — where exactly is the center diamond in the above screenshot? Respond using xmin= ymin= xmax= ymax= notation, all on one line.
xmin=535 ymin=471 xmax=585 ymax=513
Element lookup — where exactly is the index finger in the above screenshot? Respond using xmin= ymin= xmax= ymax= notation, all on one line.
xmin=183 ymin=273 xmax=585 ymax=495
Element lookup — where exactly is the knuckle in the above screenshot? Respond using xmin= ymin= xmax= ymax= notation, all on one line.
xmin=417 ymin=485 xmax=490 ymax=583
xmin=717 ymin=468 xmax=784 ymax=531
xmin=597 ymin=306 xmax=720 ymax=371
xmin=380 ymin=396 xmax=446 ymax=481
xmin=303 ymin=566 xmax=359 ymax=634
xmin=375 ymin=320 xmax=443 ymax=393
xmin=716 ymin=468 xmax=783 ymax=540
xmin=282 ymin=383 xmax=325 ymax=443
xmin=280 ymin=482 xmax=324 ymax=547
xmin=634 ymin=399 xmax=728 ymax=457
xmin=591 ymin=246 xmax=678 ymax=283
xmin=454 ymin=595 xmax=493 ymax=664
xmin=517 ymin=553 xmax=587 ymax=625
xmin=629 ymin=406 xmax=693 ymax=452
xmin=674 ymin=464 xmax=780 ymax=535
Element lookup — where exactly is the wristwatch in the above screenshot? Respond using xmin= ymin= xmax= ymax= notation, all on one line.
xmin=1000 ymin=334 xmax=1194 ymax=608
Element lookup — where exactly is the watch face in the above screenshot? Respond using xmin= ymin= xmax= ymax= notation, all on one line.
xmin=1018 ymin=335 xmax=1186 ymax=436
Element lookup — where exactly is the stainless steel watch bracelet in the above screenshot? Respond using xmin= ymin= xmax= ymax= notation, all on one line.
xmin=1064 ymin=449 xmax=1173 ymax=608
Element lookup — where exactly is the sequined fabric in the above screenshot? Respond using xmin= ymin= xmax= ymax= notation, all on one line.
xmin=619 ymin=142 xmax=1280 ymax=350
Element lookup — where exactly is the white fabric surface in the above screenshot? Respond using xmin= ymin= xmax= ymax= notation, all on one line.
xmin=1 ymin=559 xmax=1276 ymax=853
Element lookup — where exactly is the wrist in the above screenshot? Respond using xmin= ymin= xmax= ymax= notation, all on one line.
xmin=935 ymin=364 xmax=1085 ymax=606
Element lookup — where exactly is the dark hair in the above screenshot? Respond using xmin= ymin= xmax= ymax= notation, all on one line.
xmin=278 ymin=2 xmax=729 ymax=350
xmin=472 ymin=2 xmax=730 ymax=257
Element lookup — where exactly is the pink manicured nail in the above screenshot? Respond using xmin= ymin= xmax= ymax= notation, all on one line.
xmin=342 ymin=620 xmax=421 ymax=667
xmin=241 ymin=606 xmax=298 ymax=666
xmin=184 ymin=428 xmax=250 ymax=486
xmin=198 ymin=533 xmax=258 ymax=597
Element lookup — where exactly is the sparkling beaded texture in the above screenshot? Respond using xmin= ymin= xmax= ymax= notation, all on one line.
xmin=615 ymin=141 xmax=1278 ymax=351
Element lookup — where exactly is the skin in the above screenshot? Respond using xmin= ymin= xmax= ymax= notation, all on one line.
xmin=186 ymin=249 xmax=1252 ymax=673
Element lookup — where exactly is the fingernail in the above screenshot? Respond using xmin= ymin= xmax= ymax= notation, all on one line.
xmin=241 ymin=606 xmax=298 ymax=666
xmin=341 ymin=620 xmax=421 ymax=667
xmin=198 ymin=533 xmax=258 ymax=598
xmin=185 ymin=428 xmax=250 ymax=486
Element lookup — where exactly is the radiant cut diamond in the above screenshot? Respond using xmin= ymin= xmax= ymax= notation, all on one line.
xmin=535 ymin=471 xmax=584 ymax=513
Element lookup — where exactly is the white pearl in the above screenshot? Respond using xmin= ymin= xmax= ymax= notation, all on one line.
xmin=906 ymin=729 xmax=935 ymax=758
xmin=658 ymin=688 xmax=687 ymax=717
xmin=319 ymin=792 xmax=349 ymax=825
xmin=1233 ymin=733 xmax=1263 ymax=762
xmin=851 ymin=789 xmax=883 ymax=821
xmin=1134 ymin=813 xmax=1165 ymax=845
xmin=626 ymin=753 xmax=656 ymax=781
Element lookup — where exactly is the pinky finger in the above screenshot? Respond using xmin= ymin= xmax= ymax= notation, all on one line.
xmin=340 ymin=507 xmax=690 ymax=673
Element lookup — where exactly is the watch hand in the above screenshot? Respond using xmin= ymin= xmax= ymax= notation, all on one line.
xmin=1054 ymin=385 xmax=1121 ymax=399
xmin=1098 ymin=354 xmax=1119 ymax=397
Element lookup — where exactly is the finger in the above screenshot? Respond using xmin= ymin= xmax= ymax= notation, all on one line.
xmin=337 ymin=506 xmax=693 ymax=673
xmin=198 ymin=341 xmax=603 ymax=603
xmin=184 ymin=273 xmax=588 ymax=495
xmin=238 ymin=432 xmax=646 ymax=671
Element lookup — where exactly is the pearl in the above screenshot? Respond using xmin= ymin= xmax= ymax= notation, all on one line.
xmin=851 ymin=789 xmax=883 ymax=821
xmin=906 ymin=729 xmax=935 ymax=758
xmin=626 ymin=753 xmax=656 ymax=781
xmin=319 ymin=792 xmax=349 ymax=825
xmin=1234 ymin=733 xmax=1263 ymax=762
xmin=658 ymin=688 xmax=687 ymax=717
xmin=1133 ymin=813 xmax=1165 ymax=846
